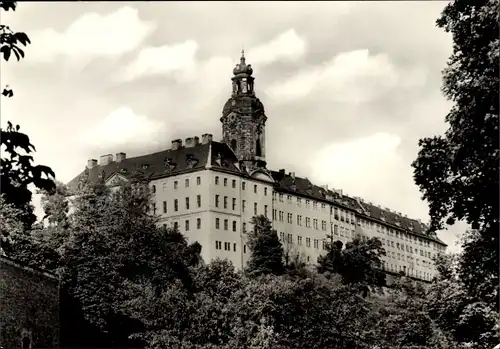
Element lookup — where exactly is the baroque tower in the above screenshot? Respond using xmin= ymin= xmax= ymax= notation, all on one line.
xmin=221 ymin=50 xmax=267 ymax=171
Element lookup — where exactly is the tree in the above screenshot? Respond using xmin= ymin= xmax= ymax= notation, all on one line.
xmin=246 ymin=215 xmax=285 ymax=276
xmin=411 ymin=0 xmax=499 ymax=306
xmin=59 ymin=179 xmax=202 ymax=347
xmin=317 ymin=237 xmax=386 ymax=296
xmin=425 ymin=253 xmax=499 ymax=349
xmin=1 ymin=2 xmax=56 ymax=228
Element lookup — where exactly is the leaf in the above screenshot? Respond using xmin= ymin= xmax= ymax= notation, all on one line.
xmin=0 ymin=45 xmax=10 ymax=61
xmin=2 ymin=87 xmax=13 ymax=97
xmin=14 ymin=32 xmax=29 ymax=46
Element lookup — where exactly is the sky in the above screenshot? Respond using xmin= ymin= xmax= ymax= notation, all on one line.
xmin=1 ymin=1 xmax=466 ymax=251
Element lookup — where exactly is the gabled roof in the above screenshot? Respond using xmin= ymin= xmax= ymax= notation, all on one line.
xmin=67 ymin=141 xmax=243 ymax=192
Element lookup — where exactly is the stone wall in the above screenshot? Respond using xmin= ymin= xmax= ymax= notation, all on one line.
xmin=0 ymin=256 xmax=60 ymax=349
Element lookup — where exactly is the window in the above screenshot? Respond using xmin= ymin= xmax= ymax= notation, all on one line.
xmin=272 ymin=209 xmax=277 ymax=220
xmin=297 ymin=236 xmax=303 ymax=245
xmin=287 ymin=213 xmax=293 ymax=223
xmin=287 ymin=195 xmax=292 ymax=203
xmin=185 ymin=220 xmax=190 ymax=231
xmin=334 ymin=208 xmax=339 ymax=220
xmin=163 ymin=201 xmax=167 ymax=213
xmin=224 ymin=196 xmax=228 ymax=209
xmin=287 ymin=233 xmax=293 ymax=244
xmin=215 ymin=241 xmax=222 ymax=249
xmin=254 ymin=184 xmax=257 ymax=193
xmin=314 ymin=239 xmax=319 ymax=249
xmin=242 ymin=182 xmax=246 ymax=190
xmin=279 ymin=211 xmax=284 ymax=222
xmin=279 ymin=194 xmax=284 ymax=203
xmin=242 ymin=200 xmax=246 ymax=212
xmin=196 ymin=176 xmax=201 ymax=185
xmin=232 ymin=198 xmax=236 ymax=210
xmin=174 ymin=222 xmax=178 ymax=230
xmin=163 ymin=224 xmax=167 ymax=229
xmin=306 ymin=200 xmax=310 ymax=208
xmin=224 ymin=242 xmax=230 ymax=251
xmin=297 ymin=198 xmax=301 ymax=207
xmin=174 ymin=199 xmax=178 ymax=212
xmin=297 ymin=215 xmax=302 ymax=226
xmin=151 ymin=202 xmax=156 ymax=215
xmin=152 ymin=185 xmax=156 ymax=193
xmin=216 ymin=218 xmax=220 ymax=229
xmin=279 ymin=232 xmax=285 ymax=241
xmin=306 ymin=237 xmax=311 ymax=247
xmin=306 ymin=217 xmax=311 ymax=228
xmin=322 ymin=220 xmax=327 ymax=231
xmin=264 ymin=188 xmax=268 ymax=196
xmin=185 ymin=178 xmax=189 ymax=188
xmin=224 ymin=178 xmax=228 ymax=186
xmin=254 ymin=203 xmax=257 ymax=215
xmin=215 ymin=176 xmax=219 ymax=185
xmin=334 ymin=224 xmax=338 ymax=235
xmin=185 ymin=197 xmax=190 ymax=210
xmin=215 ymin=195 xmax=220 ymax=208
xmin=322 ymin=241 xmax=327 ymax=250
xmin=224 ymin=219 xmax=228 ymax=230
xmin=197 ymin=218 xmax=201 ymax=229
xmin=232 ymin=221 xmax=237 ymax=232
xmin=264 ymin=205 xmax=268 ymax=217
xmin=197 ymin=195 xmax=201 ymax=207
xmin=244 ymin=245 xmax=247 ymax=253
xmin=243 ymin=222 xmax=247 ymax=233
xmin=174 ymin=181 xmax=178 ymax=190
xmin=232 ymin=179 xmax=236 ymax=188
xmin=313 ymin=202 xmax=317 ymax=210
xmin=233 ymin=243 xmax=237 ymax=252
xmin=313 ymin=219 xmax=318 ymax=229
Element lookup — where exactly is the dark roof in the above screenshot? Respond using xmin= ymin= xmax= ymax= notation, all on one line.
xmin=270 ymin=171 xmax=445 ymax=246
xmin=67 ymin=141 xmax=445 ymax=246
xmin=67 ymin=141 xmax=242 ymax=192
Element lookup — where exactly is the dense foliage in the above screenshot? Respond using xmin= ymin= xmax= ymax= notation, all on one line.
xmin=412 ymin=0 xmax=499 ymax=306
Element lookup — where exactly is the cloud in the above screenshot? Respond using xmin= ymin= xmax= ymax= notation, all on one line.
xmin=120 ymin=28 xmax=307 ymax=82
xmin=266 ymin=49 xmax=428 ymax=103
xmin=120 ymin=40 xmax=199 ymax=82
xmin=27 ymin=6 xmax=156 ymax=63
xmin=309 ymin=132 xmax=428 ymax=220
xmin=247 ymin=29 xmax=306 ymax=65
xmin=77 ymin=107 xmax=165 ymax=149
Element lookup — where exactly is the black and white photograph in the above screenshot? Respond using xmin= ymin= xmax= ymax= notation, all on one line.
xmin=0 ymin=1 xmax=498 ymax=348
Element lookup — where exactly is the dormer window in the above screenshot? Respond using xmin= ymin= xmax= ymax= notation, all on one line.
xmin=141 ymin=164 xmax=149 ymax=170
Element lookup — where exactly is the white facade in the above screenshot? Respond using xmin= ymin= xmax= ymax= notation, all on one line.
xmin=145 ymin=167 xmax=446 ymax=282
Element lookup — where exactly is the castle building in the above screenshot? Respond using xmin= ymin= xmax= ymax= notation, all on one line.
xmin=68 ymin=51 xmax=447 ymax=282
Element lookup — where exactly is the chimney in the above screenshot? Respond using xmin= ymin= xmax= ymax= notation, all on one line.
xmin=185 ymin=136 xmax=200 ymax=148
xmin=201 ymin=133 xmax=213 ymax=144
xmin=289 ymin=172 xmax=295 ymax=180
xmin=321 ymin=184 xmax=329 ymax=191
xmin=99 ymin=154 xmax=113 ymax=166
xmin=116 ymin=152 xmax=126 ymax=162
xmin=279 ymin=169 xmax=285 ymax=176
xmin=87 ymin=159 xmax=98 ymax=169
xmin=171 ymin=139 xmax=182 ymax=150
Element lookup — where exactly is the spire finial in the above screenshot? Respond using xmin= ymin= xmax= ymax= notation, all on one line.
xmin=240 ymin=48 xmax=245 ymax=63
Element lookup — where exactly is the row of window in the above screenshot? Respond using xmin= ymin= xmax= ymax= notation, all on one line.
xmin=152 ymin=195 xmax=202 ymax=214
xmin=152 ymin=177 xmax=202 ymax=193
xmin=214 ymin=240 xmax=248 ymax=253
xmin=162 ymin=217 xmax=202 ymax=231
xmin=214 ymin=195 xmax=263 ymax=216
xmin=214 ymin=218 xmax=247 ymax=232
xmin=382 ymin=263 xmax=433 ymax=281
xmin=214 ymin=176 xmax=268 ymax=195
